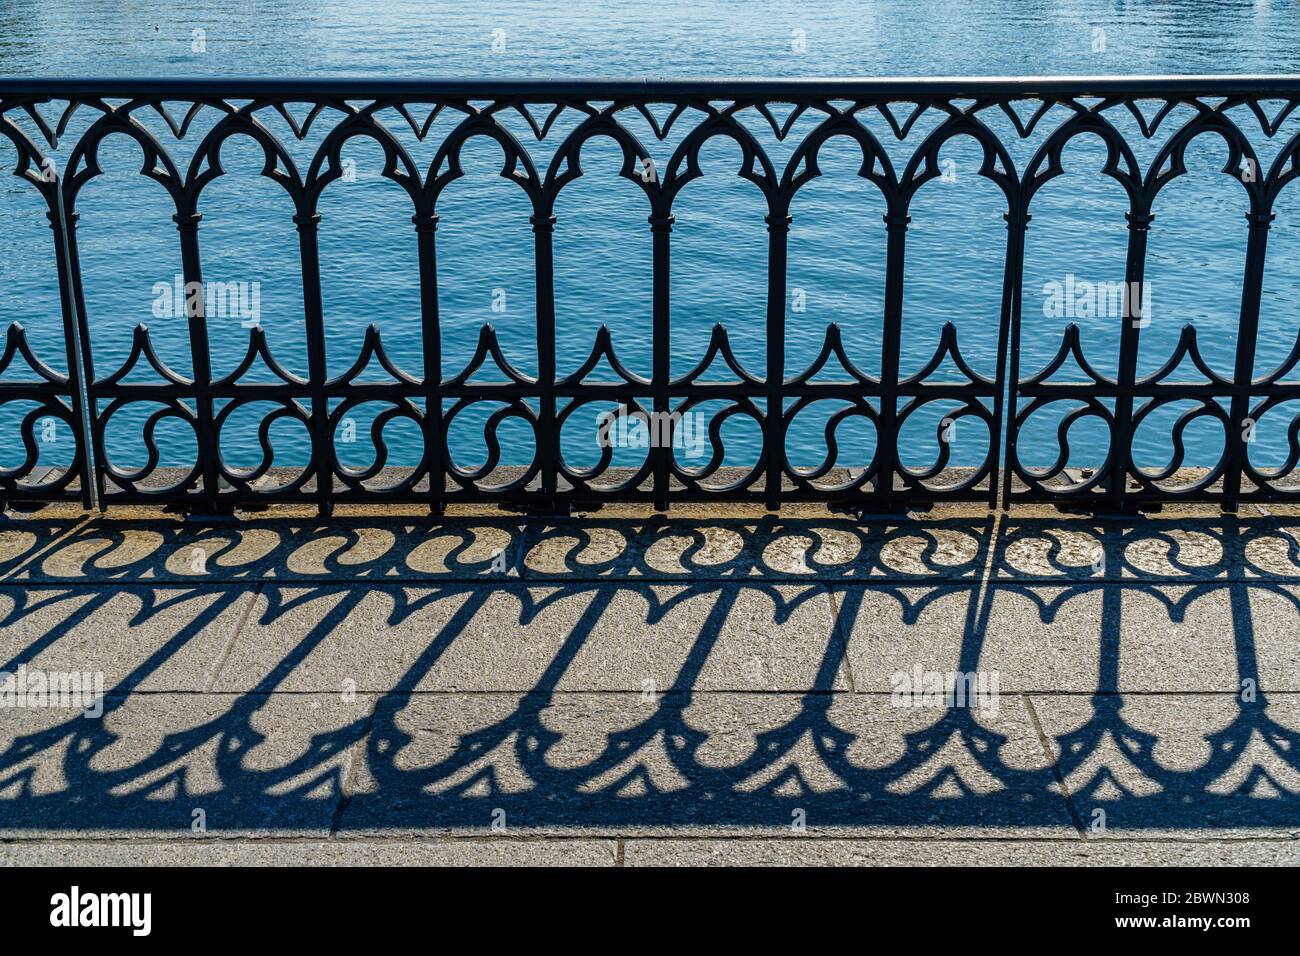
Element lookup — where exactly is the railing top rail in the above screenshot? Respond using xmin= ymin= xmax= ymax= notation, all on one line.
xmin=4 ymin=74 xmax=1300 ymax=99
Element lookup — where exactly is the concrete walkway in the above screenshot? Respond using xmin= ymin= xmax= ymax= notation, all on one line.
xmin=1 ymin=501 xmax=1297 ymax=865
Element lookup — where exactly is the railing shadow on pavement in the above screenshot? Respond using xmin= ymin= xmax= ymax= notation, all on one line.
xmin=0 ymin=505 xmax=1298 ymax=833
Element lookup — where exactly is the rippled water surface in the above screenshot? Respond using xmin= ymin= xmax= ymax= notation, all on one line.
xmin=2 ymin=1 xmax=1299 ymax=477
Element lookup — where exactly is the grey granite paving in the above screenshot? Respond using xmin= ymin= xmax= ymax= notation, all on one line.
xmin=1 ymin=839 xmax=618 ymax=866
xmin=210 ymin=583 xmax=847 ymax=694
xmin=0 ymin=504 xmax=1296 ymax=865
xmin=336 ymin=691 xmax=1076 ymax=838
xmin=0 ymin=692 xmax=368 ymax=839
xmin=1028 ymin=694 xmax=1300 ymax=838
xmin=0 ymin=585 xmax=257 ymax=692
xmin=836 ymin=582 xmax=1300 ymax=693
xmin=621 ymin=838 xmax=1300 ymax=866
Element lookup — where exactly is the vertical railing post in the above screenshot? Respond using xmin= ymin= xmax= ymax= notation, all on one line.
xmin=48 ymin=187 xmax=99 ymax=511
xmin=764 ymin=209 xmax=791 ymax=512
xmin=532 ymin=211 xmax=558 ymax=509
xmin=414 ymin=208 xmax=444 ymax=515
xmin=876 ymin=208 xmax=910 ymax=511
xmin=174 ymin=209 xmax=222 ymax=514
xmin=996 ymin=207 xmax=1030 ymax=509
xmin=1109 ymin=208 xmax=1153 ymax=514
xmin=1222 ymin=209 xmax=1274 ymax=512
xmin=650 ymin=208 xmax=674 ymax=512
xmin=295 ymin=210 xmax=333 ymax=516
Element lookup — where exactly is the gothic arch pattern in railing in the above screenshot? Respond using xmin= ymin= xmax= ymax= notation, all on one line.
xmin=0 ymin=77 xmax=1298 ymax=514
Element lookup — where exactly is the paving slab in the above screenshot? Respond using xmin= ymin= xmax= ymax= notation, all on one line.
xmin=519 ymin=516 xmax=992 ymax=580
xmin=0 ymin=585 xmax=256 ymax=692
xmin=212 ymin=583 xmax=847 ymax=693
xmin=0 ymin=517 xmax=88 ymax=580
xmin=2 ymin=514 xmax=993 ymax=583
xmin=0 ymin=692 xmax=368 ymax=838
xmin=996 ymin=515 xmax=1300 ymax=580
xmin=0 ymin=839 xmax=617 ymax=866
xmin=6 ymin=510 xmax=1297 ymax=586
xmin=621 ymin=837 xmax=1300 ymax=866
xmin=11 ymin=516 xmax=532 ymax=583
xmin=210 ymin=585 xmax=475 ymax=693
xmin=545 ymin=584 xmax=846 ymax=692
xmin=1 ymin=502 xmax=1294 ymax=862
xmin=837 ymin=583 xmax=1300 ymax=693
xmin=338 ymin=691 xmax=1076 ymax=838
xmin=1028 ymin=693 xmax=1300 ymax=837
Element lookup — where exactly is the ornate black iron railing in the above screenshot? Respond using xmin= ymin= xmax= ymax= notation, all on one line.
xmin=1 ymin=76 xmax=1299 ymax=515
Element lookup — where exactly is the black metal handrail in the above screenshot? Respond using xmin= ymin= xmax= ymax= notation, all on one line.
xmin=1 ymin=76 xmax=1298 ymax=515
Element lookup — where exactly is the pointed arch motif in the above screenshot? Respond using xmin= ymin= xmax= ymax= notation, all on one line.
xmin=0 ymin=78 xmax=1295 ymax=512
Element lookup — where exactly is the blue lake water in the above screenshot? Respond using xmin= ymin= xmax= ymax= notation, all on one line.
xmin=2 ymin=1 xmax=1300 ymax=484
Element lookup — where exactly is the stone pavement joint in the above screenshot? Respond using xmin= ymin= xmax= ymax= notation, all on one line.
xmin=203 ymin=581 xmax=265 ymax=692
xmin=1023 ymin=693 xmax=1086 ymax=836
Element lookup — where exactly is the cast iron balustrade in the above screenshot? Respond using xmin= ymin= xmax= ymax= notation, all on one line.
xmin=1 ymin=77 xmax=1299 ymax=515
